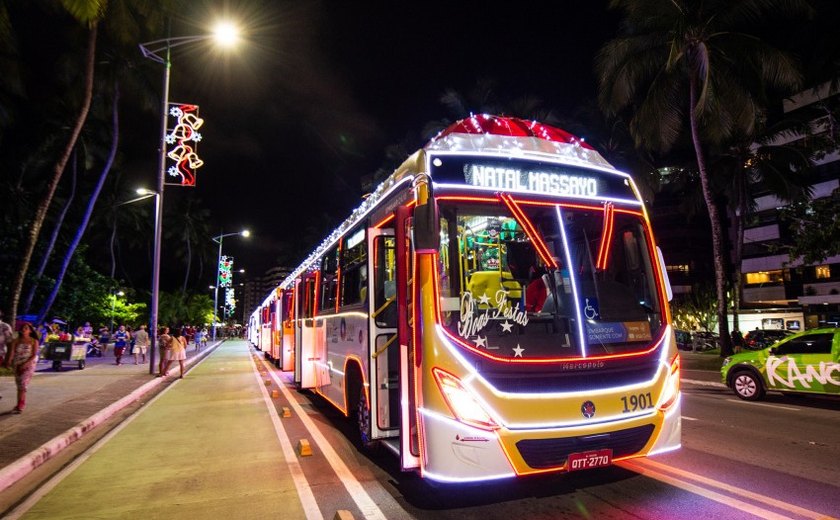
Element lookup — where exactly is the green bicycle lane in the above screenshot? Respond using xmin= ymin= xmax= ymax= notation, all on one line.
xmin=12 ymin=340 xmax=309 ymax=519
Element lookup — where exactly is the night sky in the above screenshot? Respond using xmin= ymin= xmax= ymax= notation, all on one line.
xmin=133 ymin=2 xmax=620 ymax=278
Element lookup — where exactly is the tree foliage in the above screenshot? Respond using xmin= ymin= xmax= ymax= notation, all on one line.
xmin=596 ymin=0 xmax=810 ymax=356
xmin=778 ymin=188 xmax=840 ymax=265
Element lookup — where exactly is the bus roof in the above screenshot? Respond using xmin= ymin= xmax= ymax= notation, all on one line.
xmin=425 ymin=114 xmax=615 ymax=171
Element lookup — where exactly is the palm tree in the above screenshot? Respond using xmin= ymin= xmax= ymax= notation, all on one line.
xmin=7 ymin=0 xmax=102 ymax=323
xmin=165 ymin=196 xmax=212 ymax=295
xmin=21 ymin=150 xmax=79 ymax=314
xmin=596 ymin=0 xmax=809 ymax=355
xmin=36 ymin=79 xmax=121 ymax=324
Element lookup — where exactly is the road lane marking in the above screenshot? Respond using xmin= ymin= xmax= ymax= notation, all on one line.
xmin=249 ymin=355 xmax=323 ymax=520
xmin=624 ymin=458 xmax=838 ymax=520
xmin=725 ymin=399 xmax=800 ymax=411
xmin=259 ymin=356 xmax=389 ymax=520
xmin=619 ymin=460 xmax=796 ymax=520
xmin=682 ymin=378 xmax=726 ymax=388
xmin=681 ymin=416 xmax=699 ymax=421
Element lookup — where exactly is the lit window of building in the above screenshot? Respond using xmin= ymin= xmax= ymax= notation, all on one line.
xmin=815 ymin=265 xmax=831 ymax=279
xmin=745 ymin=270 xmax=784 ymax=284
xmin=666 ymin=264 xmax=690 ymax=273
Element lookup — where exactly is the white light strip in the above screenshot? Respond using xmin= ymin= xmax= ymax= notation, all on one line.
xmin=556 ymin=205 xmax=587 ymax=357
xmin=417 ymin=409 xmax=516 ymax=483
xmin=279 ymin=176 xmax=413 ymax=291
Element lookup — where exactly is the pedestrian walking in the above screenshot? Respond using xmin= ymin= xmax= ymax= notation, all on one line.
xmin=6 ymin=322 xmax=39 ymax=413
xmin=0 ymin=310 xmax=13 ymax=402
xmin=157 ymin=326 xmax=172 ymax=377
xmin=164 ymin=329 xmax=187 ymax=379
xmin=200 ymin=327 xmax=208 ymax=348
xmin=113 ymin=325 xmax=130 ymax=366
xmin=133 ymin=324 xmax=150 ymax=364
xmin=194 ymin=327 xmax=204 ymax=351
xmin=98 ymin=326 xmax=111 ymax=356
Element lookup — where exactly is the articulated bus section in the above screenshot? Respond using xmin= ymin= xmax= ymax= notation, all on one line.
xmin=248 ymin=115 xmax=680 ymax=483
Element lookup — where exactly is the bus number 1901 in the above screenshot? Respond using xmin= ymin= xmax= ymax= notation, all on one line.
xmin=620 ymin=392 xmax=653 ymax=413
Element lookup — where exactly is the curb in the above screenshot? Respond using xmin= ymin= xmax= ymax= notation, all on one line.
xmin=0 ymin=340 xmax=224 ymax=494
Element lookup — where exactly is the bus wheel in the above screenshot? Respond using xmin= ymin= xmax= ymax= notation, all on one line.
xmin=356 ymin=386 xmax=374 ymax=449
xmin=732 ymin=371 xmax=764 ymax=401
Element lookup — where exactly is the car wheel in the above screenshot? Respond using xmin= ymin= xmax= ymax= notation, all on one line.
xmin=732 ymin=371 xmax=765 ymax=401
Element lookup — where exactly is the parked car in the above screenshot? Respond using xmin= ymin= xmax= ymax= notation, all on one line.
xmin=742 ymin=329 xmax=793 ymax=351
xmin=721 ymin=327 xmax=840 ymax=400
xmin=675 ymin=329 xmax=692 ymax=351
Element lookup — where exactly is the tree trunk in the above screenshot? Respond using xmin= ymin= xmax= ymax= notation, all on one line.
xmin=37 ymin=83 xmax=120 ymax=324
xmin=732 ymin=176 xmax=748 ymax=334
xmin=7 ymin=25 xmax=97 ymax=323
xmin=689 ymin=76 xmax=733 ymax=357
xmin=22 ymin=150 xmax=78 ymax=315
xmin=109 ymin=219 xmax=117 ymax=280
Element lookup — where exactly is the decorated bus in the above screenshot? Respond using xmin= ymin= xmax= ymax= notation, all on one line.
xmin=249 ymin=114 xmax=680 ymax=482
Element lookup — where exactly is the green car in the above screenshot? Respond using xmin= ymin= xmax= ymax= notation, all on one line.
xmin=721 ymin=327 xmax=840 ymax=401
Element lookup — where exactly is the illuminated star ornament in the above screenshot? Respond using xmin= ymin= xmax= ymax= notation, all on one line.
xmin=165 ymin=103 xmax=204 ymax=187
xmin=512 ymin=344 xmax=524 ymax=357
xmin=219 ymin=256 xmax=233 ymax=287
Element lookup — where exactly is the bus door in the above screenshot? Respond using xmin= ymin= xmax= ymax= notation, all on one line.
xmin=368 ymin=227 xmax=399 ymax=441
xmin=397 ymin=205 xmax=420 ymax=469
xmin=299 ymin=273 xmax=319 ymax=389
xmin=282 ymin=289 xmax=295 ymax=371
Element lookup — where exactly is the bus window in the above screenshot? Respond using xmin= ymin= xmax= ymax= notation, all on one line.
xmin=373 ymin=235 xmax=397 ymax=328
xmin=320 ymin=247 xmax=339 ymax=312
xmin=437 ymin=199 xmax=665 ymax=359
xmin=341 ymin=227 xmax=368 ymax=307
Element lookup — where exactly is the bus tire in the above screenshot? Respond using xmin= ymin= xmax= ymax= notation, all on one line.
xmin=731 ymin=370 xmax=765 ymax=401
xmin=346 ymin=365 xmax=374 ymax=449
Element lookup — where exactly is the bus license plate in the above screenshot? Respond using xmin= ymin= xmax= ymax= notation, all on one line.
xmin=567 ymin=449 xmax=612 ymax=471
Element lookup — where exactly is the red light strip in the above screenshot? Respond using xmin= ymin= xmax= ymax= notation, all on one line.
xmin=499 ymin=193 xmax=558 ymax=269
xmin=439 ymin=322 xmax=667 ymax=364
xmin=335 ymin=238 xmax=343 ymax=313
xmin=596 ymin=203 xmax=615 ymax=270
xmin=373 ymin=213 xmax=395 ymax=229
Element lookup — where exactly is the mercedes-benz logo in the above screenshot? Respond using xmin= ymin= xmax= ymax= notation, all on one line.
xmin=581 ymin=400 xmax=596 ymax=418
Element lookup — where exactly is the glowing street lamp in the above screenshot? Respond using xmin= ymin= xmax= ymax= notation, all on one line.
xmin=110 ymin=290 xmax=125 ymax=333
xmin=139 ymin=21 xmax=240 ymax=375
xmin=212 ymin=229 xmax=250 ymax=340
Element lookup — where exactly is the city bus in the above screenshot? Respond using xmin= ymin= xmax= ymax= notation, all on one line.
xmin=249 ymin=114 xmax=681 ymax=482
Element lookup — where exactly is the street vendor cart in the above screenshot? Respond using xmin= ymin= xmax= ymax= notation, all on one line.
xmin=41 ymin=341 xmax=86 ymax=371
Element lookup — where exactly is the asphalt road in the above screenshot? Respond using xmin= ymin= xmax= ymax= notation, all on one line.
xmin=5 ymin=347 xmax=839 ymax=519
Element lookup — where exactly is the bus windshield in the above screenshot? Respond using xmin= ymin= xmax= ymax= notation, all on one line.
xmin=436 ymin=199 xmax=665 ymax=360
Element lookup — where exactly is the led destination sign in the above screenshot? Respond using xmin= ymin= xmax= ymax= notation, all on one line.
xmin=430 ymin=154 xmax=638 ymax=202
xmin=468 ymin=165 xmax=597 ymax=197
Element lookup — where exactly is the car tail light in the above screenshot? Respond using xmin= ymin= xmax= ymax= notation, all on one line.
xmin=432 ymin=368 xmax=500 ymax=431
xmin=657 ymin=355 xmax=680 ymax=411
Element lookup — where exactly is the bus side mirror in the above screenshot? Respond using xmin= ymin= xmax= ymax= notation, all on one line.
xmin=413 ymin=202 xmax=439 ymax=253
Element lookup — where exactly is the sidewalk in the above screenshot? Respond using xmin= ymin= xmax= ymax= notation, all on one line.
xmin=0 ymin=340 xmax=222 ymax=491
xmin=4 ymin=340 xmax=305 ymax=519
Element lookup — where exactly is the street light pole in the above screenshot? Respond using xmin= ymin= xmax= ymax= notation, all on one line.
xmin=212 ymin=230 xmax=250 ymax=340
xmin=139 ymin=21 xmax=240 ymax=374
xmin=213 ymin=234 xmax=224 ymax=341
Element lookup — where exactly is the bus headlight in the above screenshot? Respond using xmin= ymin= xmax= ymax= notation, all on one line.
xmin=432 ymin=367 xmax=500 ymax=431
xmin=657 ymin=354 xmax=680 ymax=411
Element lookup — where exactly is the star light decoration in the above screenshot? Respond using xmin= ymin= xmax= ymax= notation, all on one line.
xmin=225 ymin=287 xmax=236 ymax=316
xmin=468 ymin=292 xmax=519 ymax=354
xmin=218 ymin=255 xmax=233 ymax=288
xmin=165 ymin=103 xmax=204 ymax=187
